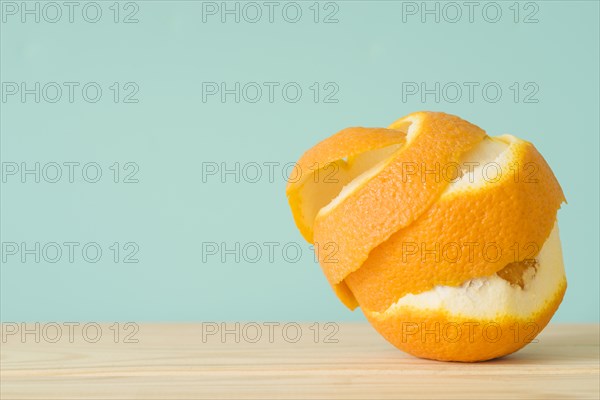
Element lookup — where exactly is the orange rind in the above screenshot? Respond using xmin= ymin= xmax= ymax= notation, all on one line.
xmin=286 ymin=127 xmax=406 ymax=243
xmin=286 ymin=111 xmax=566 ymax=362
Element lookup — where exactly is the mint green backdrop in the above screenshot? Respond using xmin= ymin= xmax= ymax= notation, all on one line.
xmin=1 ymin=1 xmax=598 ymax=322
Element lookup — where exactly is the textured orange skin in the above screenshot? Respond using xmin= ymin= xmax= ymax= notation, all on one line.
xmin=286 ymin=127 xmax=406 ymax=193
xmin=345 ymin=139 xmax=566 ymax=312
xmin=286 ymin=111 xmax=567 ymax=361
xmin=286 ymin=127 xmax=406 ymax=243
xmin=364 ymin=279 xmax=566 ymax=362
xmin=313 ymin=112 xmax=486 ymax=290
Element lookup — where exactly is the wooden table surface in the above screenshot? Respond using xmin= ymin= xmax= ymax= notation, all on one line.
xmin=1 ymin=323 xmax=598 ymax=399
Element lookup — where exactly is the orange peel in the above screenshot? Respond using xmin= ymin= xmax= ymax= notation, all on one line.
xmin=286 ymin=127 xmax=406 ymax=243
xmin=286 ymin=111 xmax=566 ymax=362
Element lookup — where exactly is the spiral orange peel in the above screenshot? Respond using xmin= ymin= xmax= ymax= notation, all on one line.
xmin=286 ymin=111 xmax=566 ymax=361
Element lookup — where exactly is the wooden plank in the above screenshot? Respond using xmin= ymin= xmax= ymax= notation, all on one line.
xmin=1 ymin=323 xmax=598 ymax=399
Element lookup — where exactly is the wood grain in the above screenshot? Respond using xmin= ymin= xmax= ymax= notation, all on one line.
xmin=1 ymin=323 xmax=598 ymax=399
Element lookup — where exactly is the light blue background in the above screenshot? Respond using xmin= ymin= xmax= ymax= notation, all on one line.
xmin=1 ymin=1 xmax=598 ymax=322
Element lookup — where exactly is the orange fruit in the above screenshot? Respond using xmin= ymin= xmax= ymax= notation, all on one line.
xmin=286 ymin=111 xmax=566 ymax=362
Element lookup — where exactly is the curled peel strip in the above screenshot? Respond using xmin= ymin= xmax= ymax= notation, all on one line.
xmin=286 ymin=127 xmax=406 ymax=244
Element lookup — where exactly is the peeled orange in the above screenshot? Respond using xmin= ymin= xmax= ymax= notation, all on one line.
xmin=286 ymin=111 xmax=566 ymax=362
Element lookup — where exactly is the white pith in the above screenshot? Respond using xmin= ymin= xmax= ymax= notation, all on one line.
xmin=444 ymin=135 xmax=511 ymax=194
xmin=375 ymin=222 xmax=565 ymax=319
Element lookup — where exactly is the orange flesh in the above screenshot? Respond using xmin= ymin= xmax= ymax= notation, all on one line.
xmin=497 ymin=259 xmax=539 ymax=289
